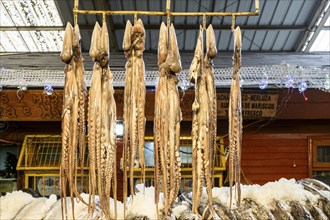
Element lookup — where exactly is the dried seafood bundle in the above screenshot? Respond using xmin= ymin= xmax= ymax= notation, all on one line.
xmin=228 ymin=26 xmax=243 ymax=209
xmin=154 ymin=22 xmax=182 ymax=217
xmin=88 ymin=21 xmax=117 ymax=219
xmin=122 ymin=18 xmax=146 ymax=216
xmin=189 ymin=24 xmax=217 ymax=219
xmin=60 ymin=22 xmax=87 ymax=220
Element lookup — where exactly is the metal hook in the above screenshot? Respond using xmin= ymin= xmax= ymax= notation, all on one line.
xmin=231 ymin=15 xmax=236 ymax=32
xmin=167 ymin=13 xmax=171 ymax=28
xmin=73 ymin=0 xmax=79 ymax=26
xmin=166 ymin=0 xmax=171 ymax=28
xmin=102 ymin=13 xmax=106 ymax=24
xmin=134 ymin=14 xmax=138 ymax=24
xmin=202 ymin=14 xmax=206 ymax=30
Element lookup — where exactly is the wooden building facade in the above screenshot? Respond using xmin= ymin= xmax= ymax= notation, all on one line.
xmin=0 ymin=88 xmax=329 ymax=197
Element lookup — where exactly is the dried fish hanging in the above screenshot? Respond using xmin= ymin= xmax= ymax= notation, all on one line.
xmin=88 ymin=21 xmax=117 ymax=219
xmin=122 ymin=18 xmax=146 ymax=216
xmin=60 ymin=22 xmax=88 ymax=220
xmin=228 ymin=26 xmax=243 ymax=209
xmin=154 ymin=22 xmax=182 ymax=217
xmin=189 ymin=24 xmax=217 ymax=219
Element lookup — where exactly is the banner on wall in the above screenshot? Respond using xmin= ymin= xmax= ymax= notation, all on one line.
xmin=0 ymin=90 xmax=278 ymax=121
xmin=217 ymin=90 xmax=279 ymax=118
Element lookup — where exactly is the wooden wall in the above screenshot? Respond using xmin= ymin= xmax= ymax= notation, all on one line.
xmin=116 ymin=140 xmax=124 ymax=201
xmin=241 ymin=134 xmax=309 ymax=185
xmin=222 ymin=120 xmax=330 ymax=185
xmin=1 ymin=88 xmax=330 ymax=193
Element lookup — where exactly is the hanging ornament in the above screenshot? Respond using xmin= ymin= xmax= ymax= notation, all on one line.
xmin=240 ymin=78 xmax=244 ymax=88
xmin=324 ymin=74 xmax=330 ymax=90
xmin=179 ymin=77 xmax=189 ymax=91
xmin=259 ymin=72 xmax=268 ymax=90
xmin=44 ymin=83 xmax=54 ymax=95
xmin=298 ymin=80 xmax=307 ymax=93
xmin=284 ymin=75 xmax=294 ymax=88
xmin=18 ymin=79 xmax=28 ymax=91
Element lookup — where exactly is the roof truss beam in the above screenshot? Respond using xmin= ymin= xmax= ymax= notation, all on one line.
xmin=295 ymin=0 xmax=330 ymax=52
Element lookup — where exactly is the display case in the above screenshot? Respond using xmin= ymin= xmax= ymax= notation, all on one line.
xmin=16 ymin=135 xmax=88 ymax=196
xmin=125 ymin=136 xmax=226 ymax=193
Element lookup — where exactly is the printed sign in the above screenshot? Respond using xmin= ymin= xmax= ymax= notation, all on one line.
xmin=217 ymin=90 xmax=278 ymax=118
xmin=0 ymin=90 xmax=63 ymax=121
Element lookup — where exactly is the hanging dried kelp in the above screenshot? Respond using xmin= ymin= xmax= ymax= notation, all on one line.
xmin=189 ymin=25 xmax=217 ymax=219
xmin=122 ymin=19 xmax=146 ymax=215
xmin=88 ymin=21 xmax=117 ymax=219
xmin=229 ymin=26 xmax=243 ymax=209
xmin=154 ymin=22 xmax=182 ymax=217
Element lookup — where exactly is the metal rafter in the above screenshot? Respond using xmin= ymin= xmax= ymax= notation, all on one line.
xmin=269 ymin=0 xmax=293 ymax=51
xmin=208 ymin=0 xmax=216 ymax=25
xmin=305 ymin=7 xmax=330 ymax=52
xmin=295 ymin=0 xmax=330 ymax=51
xmin=0 ymin=25 xmax=307 ymax=31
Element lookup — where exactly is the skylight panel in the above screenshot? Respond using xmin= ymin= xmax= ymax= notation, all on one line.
xmin=0 ymin=32 xmax=17 ymax=51
xmin=325 ymin=17 xmax=330 ymax=26
xmin=5 ymin=31 xmax=29 ymax=51
xmin=0 ymin=1 xmax=15 ymax=26
xmin=0 ymin=0 xmax=64 ymax=52
xmin=1 ymin=1 xmax=26 ymax=26
xmin=1 ymin=0 xmax=63 ymax=26
xmin=20 ymin=31 xmax=39 ymax=52
xmin=310 ymin=30 xmax=330 ymax=52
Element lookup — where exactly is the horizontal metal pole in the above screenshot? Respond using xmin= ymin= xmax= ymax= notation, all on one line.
xmin=170 ymin=11 xmax=258 ymax=16
xmin=73 ymin=9 xmax=259 ymax=17
xmin=112 ymin=24 xmax=306 ymax=31
xmin=0 ymin=25 xmax=306 ymax=31
xmin=73 ymin=9 xmax=166 ymax=16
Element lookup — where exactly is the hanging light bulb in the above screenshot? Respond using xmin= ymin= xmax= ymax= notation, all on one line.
xmin=298 ymin=80 xmax=307 ymax=93
xmin=179 ymin=77 xmax=189 ymax=91
xmin=284 ymin=75 xmax=294 ymax=88
xmin=259 ymin=72 xmax=268 ymax=90
xmin=240 ymin=78 xmax=244 ymax=88
xmin=44 ymin=83 xmax=54 ymax=95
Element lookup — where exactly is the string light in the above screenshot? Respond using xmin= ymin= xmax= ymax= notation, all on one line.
xmin=259 ymin=72 xmax=268 ymax=90
xmin=44 ymin=83 xmax=54 ymax=95
xmin=324 ymin=74 xmax=330 ymax=90
xmin=298 ymin=80 xmax=307 ymax=93
xmin=179 ymin=77 xmax=190 ymax=91
xmin=18 ymin=79 xmax=28 ymax=91
xmin=302 ymin=92 xmax=308 ymax=101
xmin=0 ymin=65 xmax=329 ymax=92
xmin=284 ymin=75 xmax=294 ymax=88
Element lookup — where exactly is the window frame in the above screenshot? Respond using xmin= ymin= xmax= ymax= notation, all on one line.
xmin=308 ymin=136 xmax=330 ymax=177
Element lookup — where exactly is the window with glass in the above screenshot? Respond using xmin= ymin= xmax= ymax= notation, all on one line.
xmin=309 ymin=137 xmax=330 ymax=185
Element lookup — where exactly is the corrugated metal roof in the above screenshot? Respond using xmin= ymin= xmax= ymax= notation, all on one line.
xmin=52 ymin=0 xmax=327 ymax=53
xmin=0 ymin=0 xmax=329 ymax=59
